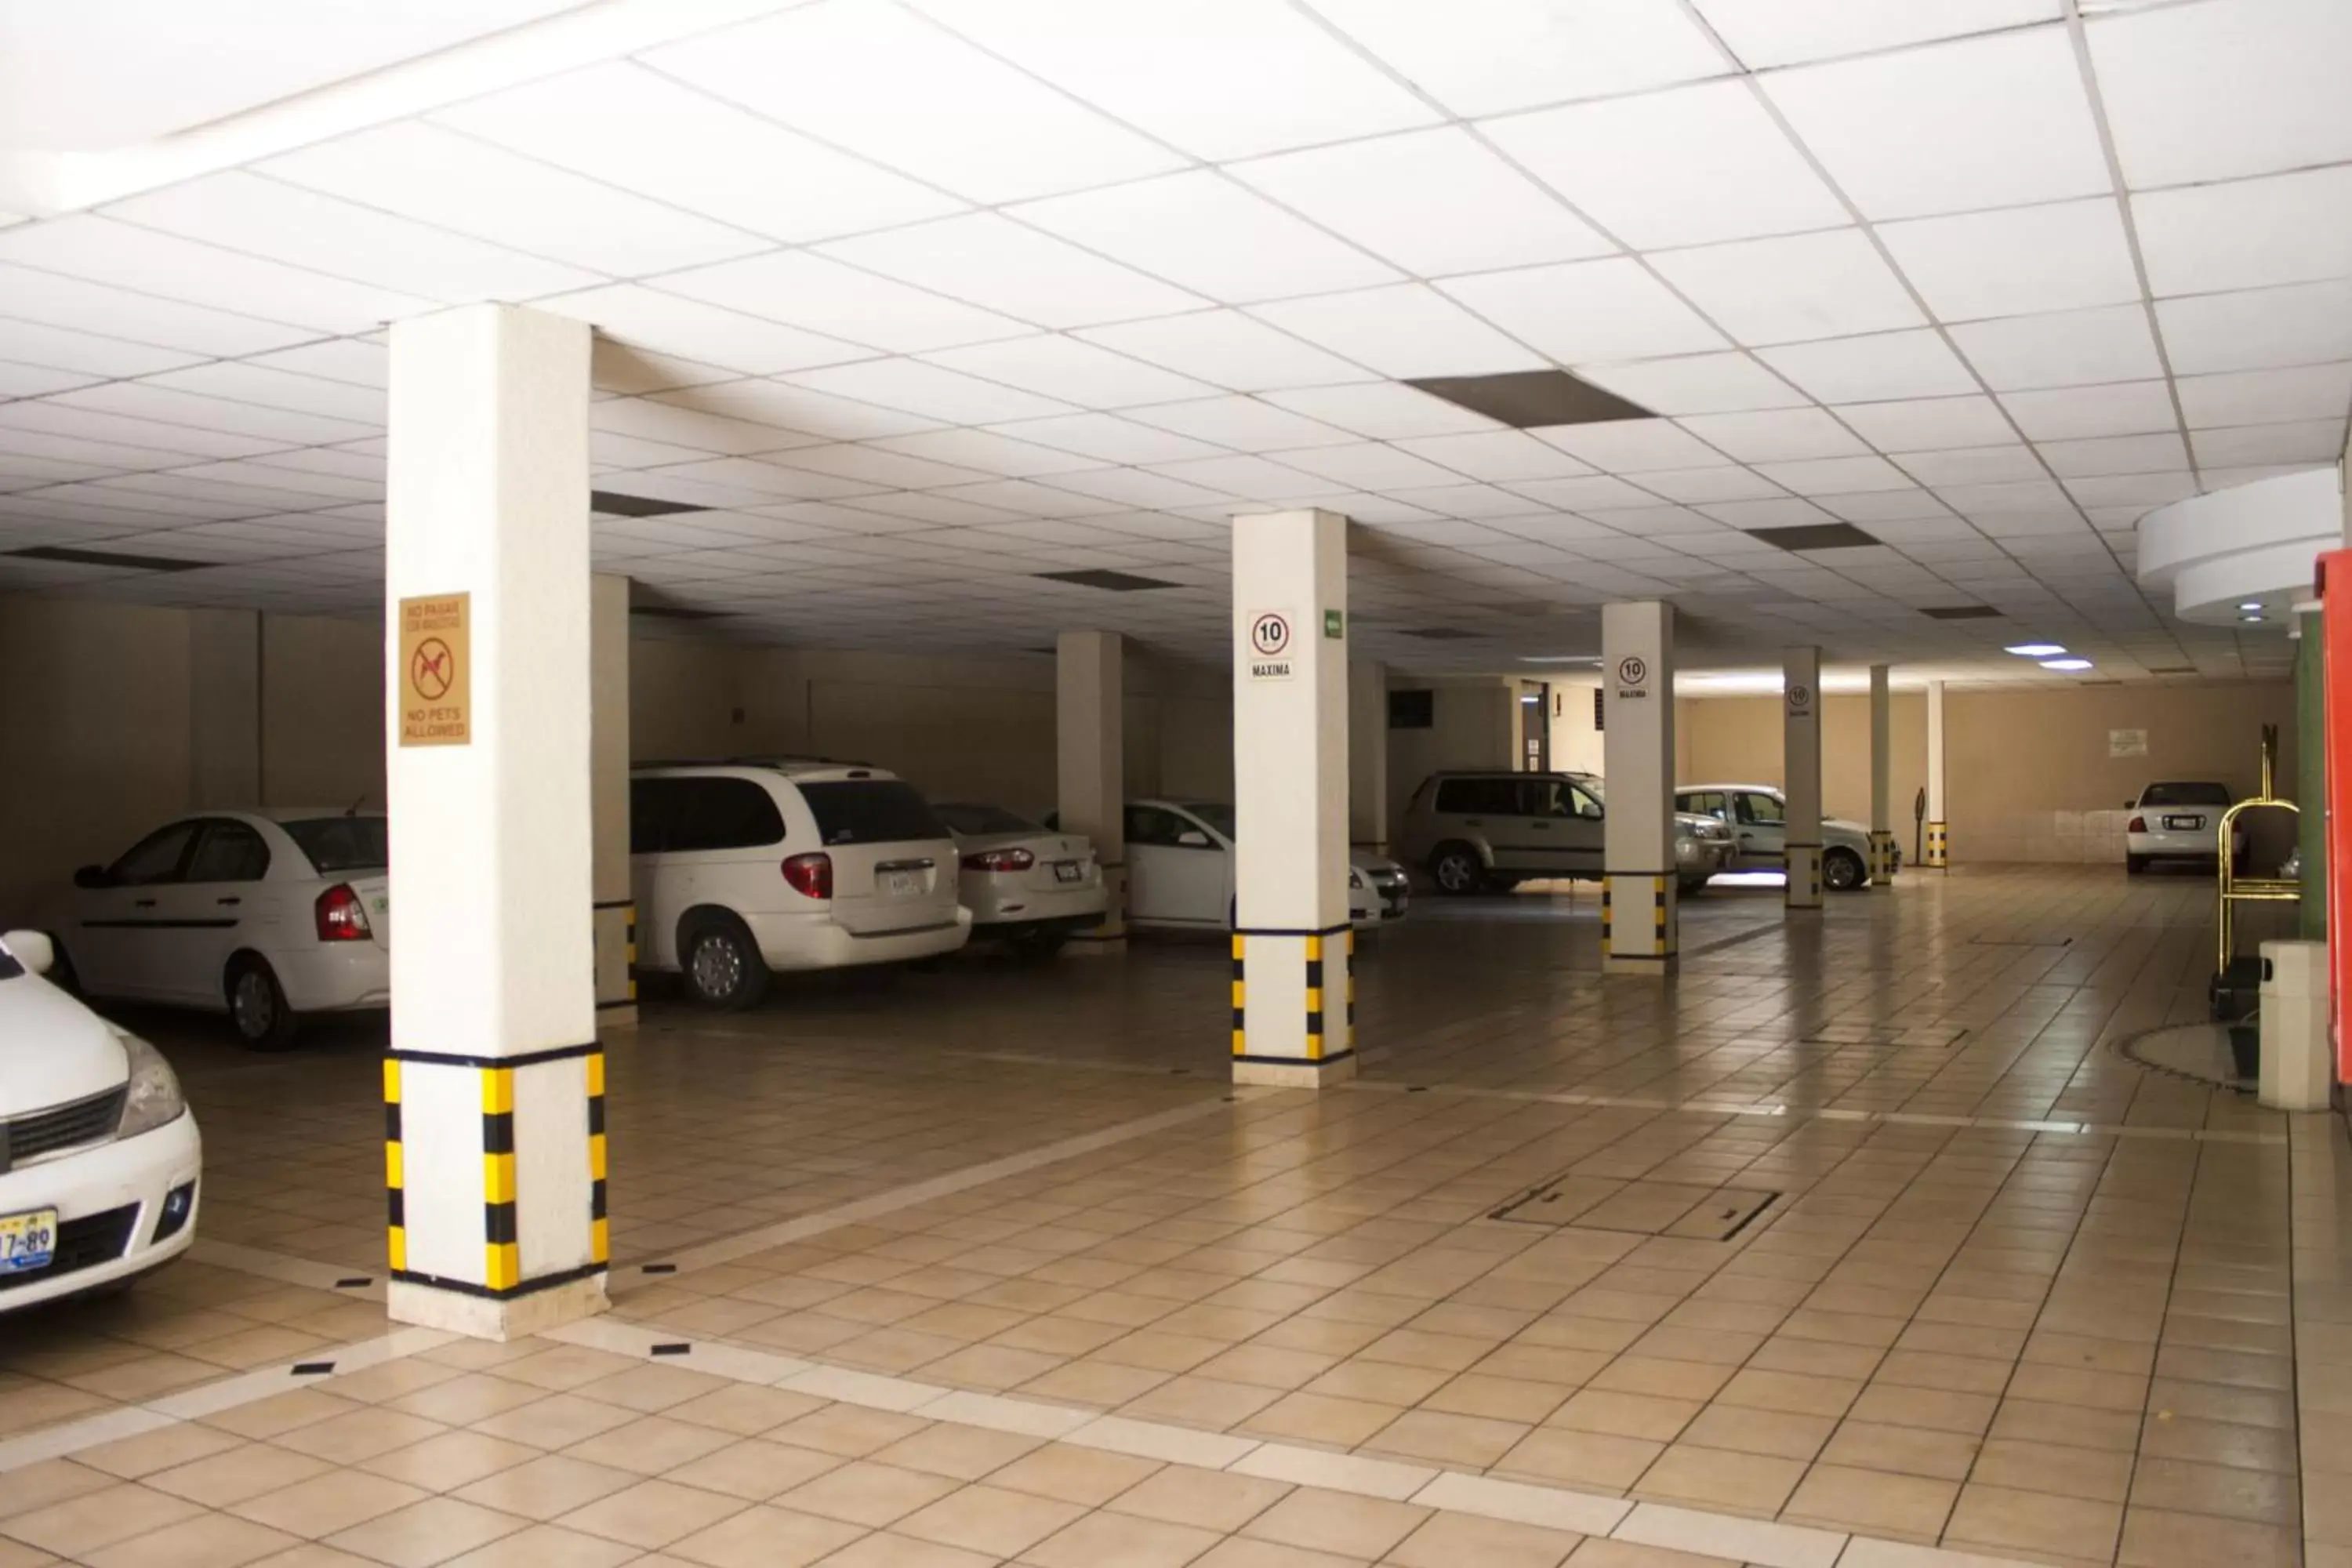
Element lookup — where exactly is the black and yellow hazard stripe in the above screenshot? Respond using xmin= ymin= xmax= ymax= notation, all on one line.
xmin=587 ymin=1051 xmax=608 ymax=1266
xmin=384 ymin=1058 xmax=405 ymax=1272
xmin=1925 ymin=822 xmax=1949 ymax=868
xmin=1345 ymin=927 xmax=1356 ymax=1051
xmin=1304 ymin=934 xmax=1325 ymax=1059
xmin=626 ymin=906 xmax=637 ymax=1003
xmin=482 ymin=1065 xmax=518 ymax=1292
xmin=1602 ymin=873 xmax=1674 ymax=960
xmin=1230 ymin=935 xmax=1247 ymax=1057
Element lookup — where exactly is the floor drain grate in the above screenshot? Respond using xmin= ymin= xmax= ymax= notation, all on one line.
xmin=1490 ymin=1177 xmax=1780 ymax=1240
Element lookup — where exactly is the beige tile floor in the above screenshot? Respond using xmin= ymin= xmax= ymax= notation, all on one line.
xmin=0 ymin=866 xmax=2322 ymax=1567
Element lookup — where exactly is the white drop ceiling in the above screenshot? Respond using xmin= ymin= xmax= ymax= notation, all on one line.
xmin=0 ymin=0 xmax=2341 ymax=686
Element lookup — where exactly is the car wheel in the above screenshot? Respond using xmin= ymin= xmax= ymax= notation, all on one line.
xmin=2126 ymin=854 xmax=2148 ymax=875
xmin=1679 ymin=876 xmax=1708 ymax=897
xmin=681 ymin=915 xmax=771 ymax=1011
xmin=1430 ymin=845 xmax=1485 ymax=896
xmin=1483 ymin=874 xmax=1523 ymax=894
xmin=227 ymin=957 xmax=299 ymax=1051
xmin=1011 ymin=929 xmax=1069 ymax=960
xmin=1823 ymin=848 xmax=1867 ymax=893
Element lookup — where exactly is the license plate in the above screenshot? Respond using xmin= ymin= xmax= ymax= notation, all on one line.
xmin=2165 ymin=816 xmax=2201 ymax=830
xmin=0 ymin=1209 xmax=58 ymax=1276
xmin=885 ymin=871 xmax=920 ymax=897
xmin=1053 ymin=862 xmax=1084 ymax=884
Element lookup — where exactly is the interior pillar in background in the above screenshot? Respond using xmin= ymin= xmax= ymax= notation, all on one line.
xmin=2299 ymin=604 xmax=2328 ymax=939
xmin=1232 ymin=509 xmax=1353 ymax=1087
xmin=1869 ymin=663 xmax=1894 ymax=887
xmin=1348 ymin=659 xmax=1388 ymax=855
xmin=188 ymin=608 xmax=261 ymax=808
xmin=591 ymin=574 xmax=636 ymax=1030
xmin=1601 ymin=601 xmax=1676 ymax=975
xmin=1925 ymin=680 xmax=1949 ymax=869
xmin=1784 ymin=646 xmax=1824 ymax=911
xmin=1056 ymin=630 xmax=1125 ymax=952
xmin=384 ymin=304 xmax=605 ymax=1339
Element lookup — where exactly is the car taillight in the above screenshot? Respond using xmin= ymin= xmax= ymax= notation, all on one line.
xmin=2128 ymin=816 xmax=2147 ymax=833
xmin=782 ymin=852 xmax=833 ymax=900
xmin=961 ymin=848 xmax=1036 ymax=873
xmin=315 ymin=884 xmax=371 ymax=942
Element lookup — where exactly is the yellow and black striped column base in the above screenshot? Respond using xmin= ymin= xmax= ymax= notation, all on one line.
xmin=1924 ymin=822 xmax=1949 ymax=869
xmin=1786 ymin=843 xmax=1824 ymax=909
xmin=1231 ymin=923 xmax=1358 ymax=1087
xmin=1601 ymin=872 xmax=1678 ymax=975
xmin=385 ymin=1042 xmax=608 ymax=1338
xmin=1868 ymin=830 xmax=1899 ymax=887
xmin=593 ymin=900 xmax=638 ymax=1029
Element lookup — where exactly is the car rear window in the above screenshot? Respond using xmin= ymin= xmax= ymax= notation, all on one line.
xmin=632 ymin=778 xmax=786 ymax=853
xmin=2142 ymin=782 xmax=2232 ymax=807
xmin=937 ymin=802 xmax=1037 ymax=835
xmin=283 ymin=817 xmax=388 ymax=873
xmin=801 ymin=781 xmax=947 ymax=846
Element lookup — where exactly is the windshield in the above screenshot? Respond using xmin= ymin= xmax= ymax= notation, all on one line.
xmin=1182 ymin=803 xmax=1236 ymax=840
xmin=800 ymin=780 xmax=948 ymax=845
xmin=1571 ymin=776 xmax=1604 ymax=803
xmin=2142 ymin=782 xmax=2232 ymax=808
xmin=0 ymin=945 xmax=20 ymax=982
xmin=936 ymin=802 xmax=1040 ymax=836
xmin=283 ymin=816 xmax=388 ymax=874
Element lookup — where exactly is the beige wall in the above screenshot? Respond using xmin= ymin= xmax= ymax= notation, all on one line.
xmin=1678 ymin=693 xmax=1928 ymax=833
xmin=1386 ymin=677 xmax=1515 ymax=844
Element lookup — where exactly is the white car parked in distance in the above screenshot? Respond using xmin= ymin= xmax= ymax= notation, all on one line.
xmin=2126 ymin=781 xmax=2245 ymax=873
xmin=0 ymin=930 xmax=201 ymax=1314
xmin=1675 ymin=783 xmax=1879 ymax=891
xmin=56 ymin=811 xmax=389 ymax=1048
xmin=935 ymin=803 xmax=1108 ymax=956
xmin=1123 ymin=800 xmax=1408 ymax=930
xmin=632 ymin=761 xmax=971 ymax=1009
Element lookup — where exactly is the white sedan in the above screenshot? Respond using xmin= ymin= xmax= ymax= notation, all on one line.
xmin=0 ymin=931 xmax=201 ymax=1314
xmin=55 ymin=811 xmax=390 ymax=1048
xmin=1124 ymin=800 xmax=1409 ymax=930
xmin=935 ymin=802 xmax=1109 ymax=956
xmin=2126 ymin=781 xmax=2245 ymax=873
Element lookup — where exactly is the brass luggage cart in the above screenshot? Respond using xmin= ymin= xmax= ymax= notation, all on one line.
xmin=2210 ymin=725 xmax=2300 ymax=1022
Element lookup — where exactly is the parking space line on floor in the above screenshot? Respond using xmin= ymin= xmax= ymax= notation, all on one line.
xmin=1338 ymin=1078 xmax=2285 ymax=1143
xmin=0 ymin=1324 xmax=454 ymax=1474
xmin=539 ymin=1306 xmax=2045 ymax=1568
xmin=621 ymin=1089 xmax=1266 ymax=1286
xmin=187 ymin=1236 xmax=388 ymax=1300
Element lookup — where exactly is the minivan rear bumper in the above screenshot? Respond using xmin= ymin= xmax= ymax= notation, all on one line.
xmin=745 ymin=907 xmax=973 ymax=971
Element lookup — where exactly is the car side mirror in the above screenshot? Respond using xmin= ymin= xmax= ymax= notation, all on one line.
xmin=2 ymin=931 xmax=53 ymax=975
xmin=1177 ymin=830 xmax=1211 ymax=848
xmin=73 ymin=865 xmax=108 ymax=889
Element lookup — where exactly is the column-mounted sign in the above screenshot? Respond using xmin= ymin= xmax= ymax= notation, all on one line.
xmin=398 ymin=591 xmax=472 ymax=747
xmin=1614 ymin=654 xmax=1650 ymax=701
xmin=1786 ymin=679 xmax=1816 ymax=719
xmin=1247 ymin=608 xmax=1295 ymax=681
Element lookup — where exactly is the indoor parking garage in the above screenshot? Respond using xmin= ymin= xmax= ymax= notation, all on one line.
xmin=1 ymin=5 xmax=2350 ymax=1567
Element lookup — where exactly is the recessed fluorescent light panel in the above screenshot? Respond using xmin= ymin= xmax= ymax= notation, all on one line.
xmin=1034 ymin=568 xmax=1178 ymax=591
xmin=593 ymin=489 xmax=711 ymax=517
xmin=7 ymin=544 xmax=209 ymax=572
xmin=1920 ymin=604 xmax=2002 ymax=620
xmin=2040 ymin=657 xmax=2094 ymax=670
xmin=1749 ymin=522 xmax=1882 ymax=552
xmin=2005 ymin=642 xmax=2067 ymax=657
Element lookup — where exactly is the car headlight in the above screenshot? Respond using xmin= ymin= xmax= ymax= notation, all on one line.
xmin=1348 ymin=869 xmax=1365 ymax=889
xmin=116 ymin=1031 xmax=187 ymax=1139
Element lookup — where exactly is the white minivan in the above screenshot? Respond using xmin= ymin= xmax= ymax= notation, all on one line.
xmin=630 ymin=763 xmax=971 ymax=1009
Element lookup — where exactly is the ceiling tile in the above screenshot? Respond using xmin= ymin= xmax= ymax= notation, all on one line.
xmin=1250 ymin=284 xmax=1547 ymax=379
xmin=1307 ymin=0 xmax=1726 ymax=117
xmin=2089 ymin=0 xmax=2352 ymax=187
xmin=1123 ymin=396 xmax=1359 ymax=452
xmin=818 ymin=214 xmax=1204 ymax=330
xmin=906 ymin=0 xmax=1437 ymax=158
xmin=981 ymin=412 xmax=1226 ymax=464
xmin=652 ymin=251 xmax=1032 ymax=355
xmin=1948 ymin=305 xmax=2164 ymax=390
xmin=1756 ymin=330 xmax=1978 ymax=403
xmin=1762 ymin=27 xmax=2109 ymax=220
xmin=2154 ymin=279 xmax=2352 ymax=376
xmin=536 ymin=285 xmax=873 ymax=376
xmin=1752 ymin=455 xmax=1917 ymax=495
xmin=1676 ymin=408 xmax=1868 ymax=462
xmin=1632 ymin=466 xmax=1788 ymax=503
xmin=431 ymin=60 xmax=963 ymax=243
xmin=1501 ymin=475 xmax=1665 ymax=512
xmin=780 ymin=360 xmax=1077 ymax=424
xmin=0 ymin=264 xmax=314 ymax=358
xmin=1650 ymin=230 xmax=1924 ymax=346
xmin=139 ymin=363 xmax=383 ymax=425
xmin=1076 ymin=311 xmax=1364 ymax=394
xmin=1573 ymin=353 xmax=1807 ymax=416
xmin=923 ymin=337 xmax=1218 ymax=409
xmin=1880 ymin=199 xmax=2142 ymax=323
xmin=2190 ymin=420 xmax=2347 ymax=469
xmin=658 ymin=379 xmax=945 ymax=442
xmin=1532 ymin=419 xmax=1735 ymax=473
xmin=1010 ymin=172 xmax=1399 ymax=305
xmin=2134 ymin=165 xmax=2352 ymax=297
xmin=0 ymin=318 xmax=200 ymax=379
xmin=641 ymin=0 xmax=1181 ymax=204
xmin=2039 ymin=432 xmax=2190 ymax=477
xmin=53 ymin=382 xmax=378 ymax=445
xmin=1693 ymin=0 xmax=2061 ymax=69
xmin=1998 ymin=381 xmax=2180 ymax=441
xmin=262 ymin=122 xmax=767 ymax=276
xmin=1144 ymin=453 xmax=1327 ymax=500
xmin=1831 ymin=395 xmax=2018 ymax=452
xmin=862 ymin=429 xmax=1105 ymax=478
xmin=1229 ymin=126 xmax=1612 ymax=276
xmin=1258 ymin=441 xmax=1461 ymax=492
xmin=1439 ymin=257 xmax=1729 ymax=364
xmin=1389 ymin=430 xmax=1595 ymax=483
xmin=1483 ymin=79 xmax=1848 ymax=250
xmin=2063 ymin=471 xmax=2198 ymax=508
xmin=2176 ymin=362 xmax=2352 ymax=430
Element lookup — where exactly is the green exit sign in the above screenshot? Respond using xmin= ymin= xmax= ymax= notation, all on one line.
xmin=1323 ymin=609 xmax=1345 ymax=638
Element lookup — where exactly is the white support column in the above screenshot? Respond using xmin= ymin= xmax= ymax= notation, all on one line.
xmin=1869 ymin=663 xmax=1894 ymax=887
xmin=1232 ymin=509 xmax=1353 ymax=1088
xmin=1925 ymin=680 xmax=1950 ymax=868
xmin=1348 ymin=659 xmax=1389 ymax=855
xmin=384 ymin=304 xmax=605 ymax=1339
xmin=1784 ymin=647 xmax=1824 ymax=911
xmin=1601 ymin=601 xmax=1677 ymax=975
xmin=1057 ymin=630 xmax=1125 ymax=952
xmin=591 ymin=574 xmax=636 ymax=1029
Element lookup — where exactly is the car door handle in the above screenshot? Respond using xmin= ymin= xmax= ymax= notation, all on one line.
xmin=216 ymin=897 xmax=241 ymax=906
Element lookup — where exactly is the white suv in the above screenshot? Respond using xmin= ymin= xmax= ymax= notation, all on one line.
xmin=630 ymin=763 xmax=971 ymax=1009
